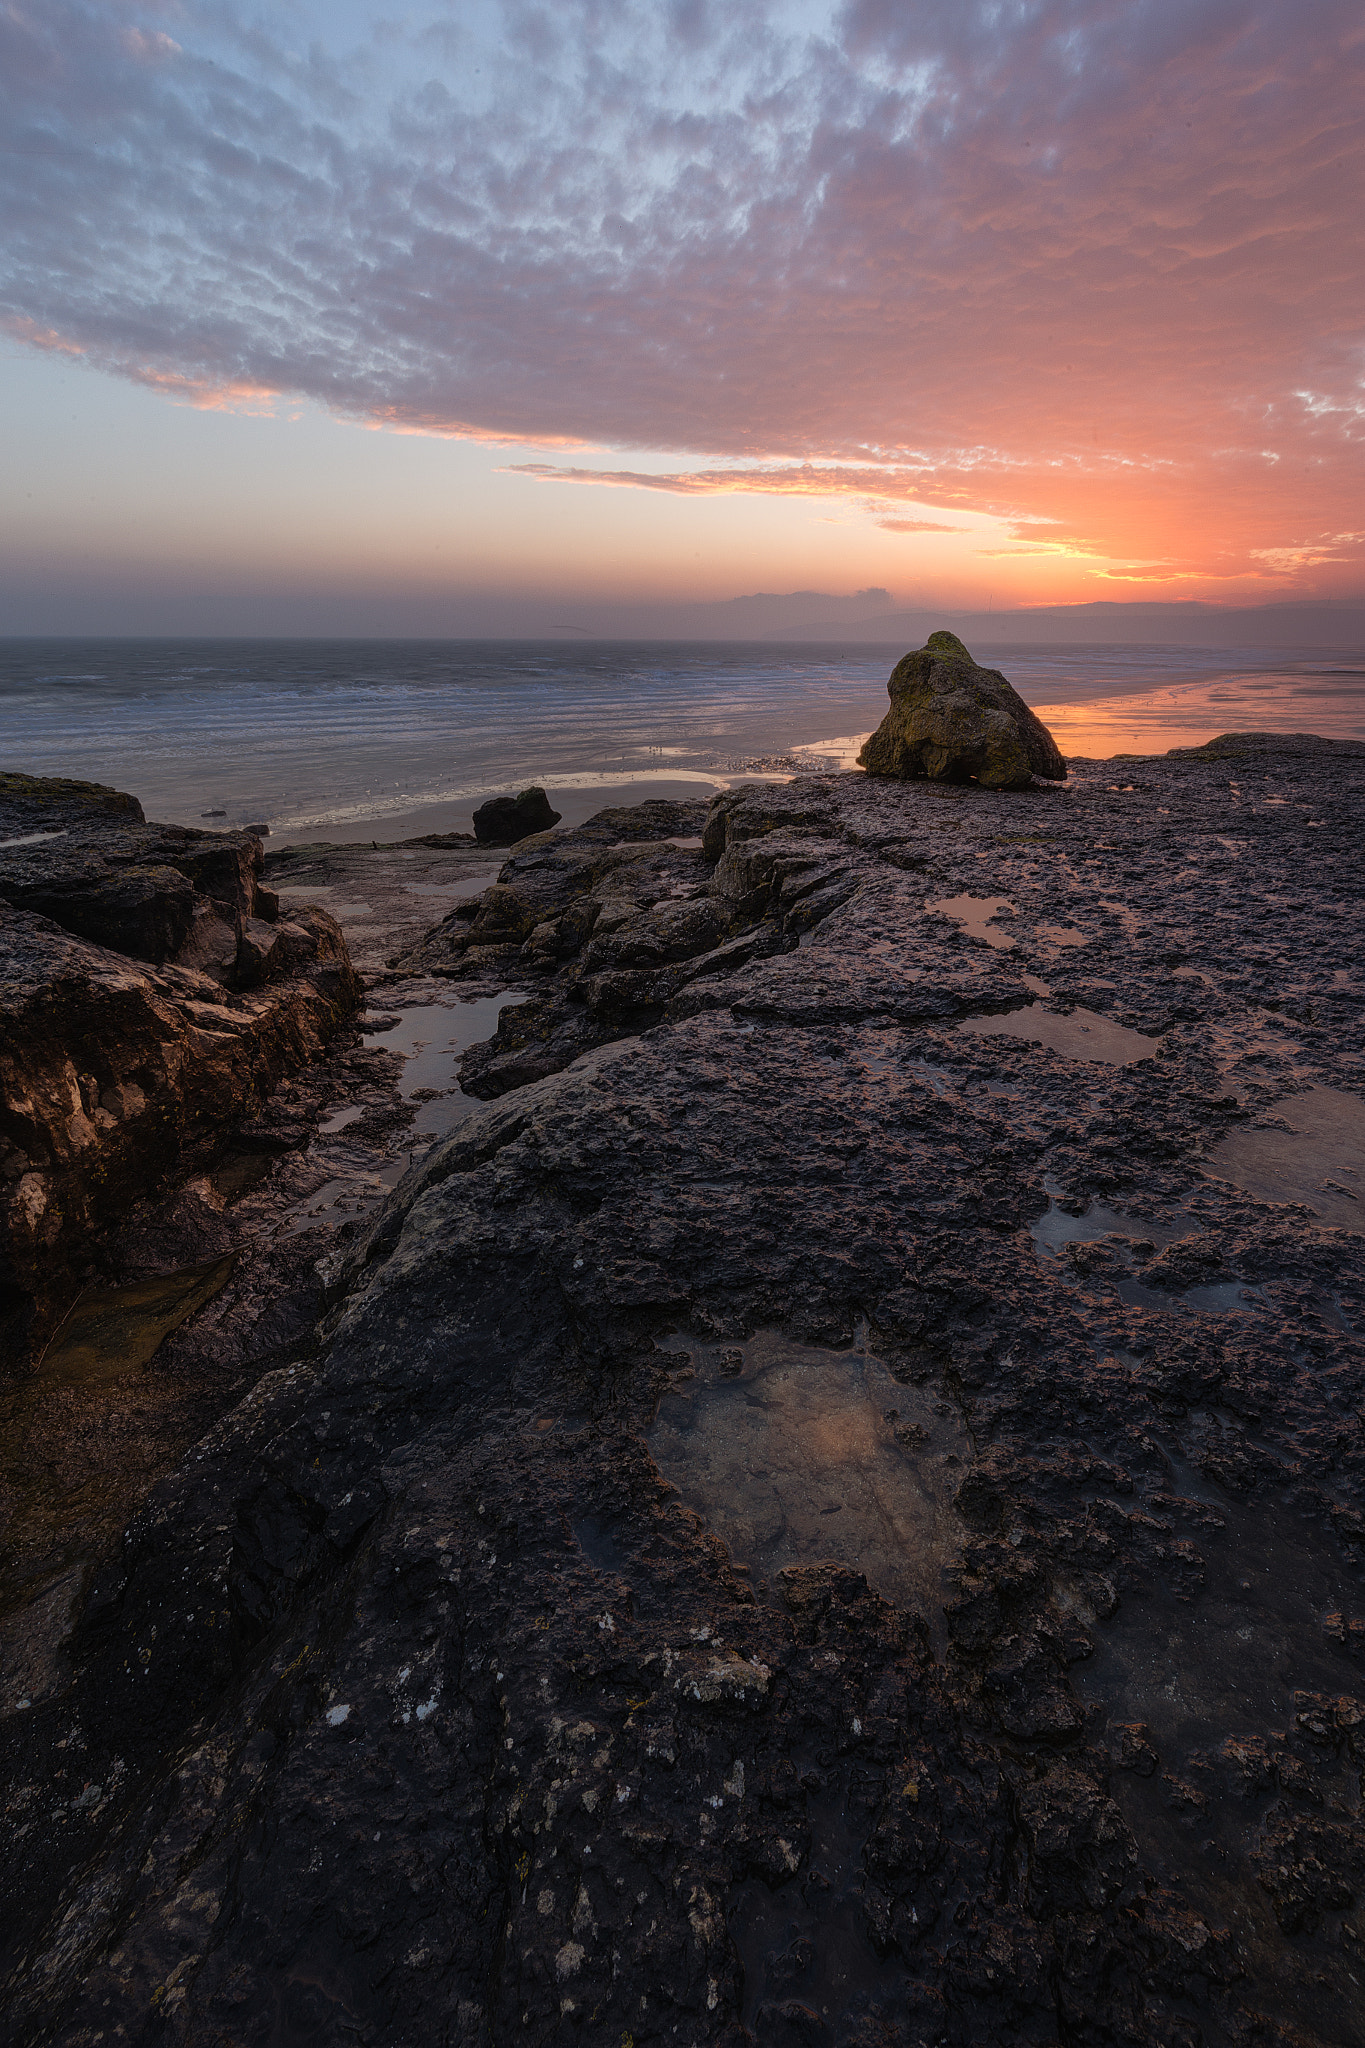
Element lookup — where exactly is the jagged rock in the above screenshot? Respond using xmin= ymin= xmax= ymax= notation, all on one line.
xmin=0 ymin=902 xmax=358 ymax=1357
xmin=0 ymin=771 xmax=280 ymax=978
xmin=0 ymin=776 xmax=361 ymax=1357
xmin=857 ymin=630 xmax=1067 ymax=789
xmin=471 ymin=784 xmax=562 ymax=845
xmin=396 ymin=829 xmax=479 ymax=847
xmin=0 ymin=770 xmax=141 ymax=832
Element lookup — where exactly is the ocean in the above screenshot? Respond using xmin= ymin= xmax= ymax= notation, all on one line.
xmin=2 ymin=636 xmax=1362 ymax=844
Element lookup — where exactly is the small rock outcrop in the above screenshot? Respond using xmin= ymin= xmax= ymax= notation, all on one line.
xmin=1167 ymin=731 xmax=1365 ymax=761
xmin=858 ymin=630 xmax=1067 ymax=789
xmin=471 ymin=785 xmax=562 ymax=846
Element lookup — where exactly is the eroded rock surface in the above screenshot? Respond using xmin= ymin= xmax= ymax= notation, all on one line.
xmin=858 ymin=630 xmax=1067 ymax=789
xmin=1 ymin=776 xmax=360 ymax=1356
xmin=1 ymin=770 xmax=286 ymax=977
xmin=3 ymin=742 xmax=1365 ymax=2048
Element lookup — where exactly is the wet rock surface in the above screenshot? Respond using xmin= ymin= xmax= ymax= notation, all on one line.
xmin=2 ymin=740 xmax=1364 ymax=2047
xmin=858 ymin=631 xmax=1067 ymax=790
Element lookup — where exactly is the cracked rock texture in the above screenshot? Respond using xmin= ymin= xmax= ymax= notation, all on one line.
xmin=2 ymin=740 xmax=1364 ymax=2048
xmin=0 ymin=775 xmax=360 ymax=1357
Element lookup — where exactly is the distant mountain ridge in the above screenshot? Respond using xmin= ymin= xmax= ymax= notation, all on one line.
xmin=766 ymin=599 xmax=1365 ymax=648
xmin=536 ymin=594 xmax=1365 ymax=647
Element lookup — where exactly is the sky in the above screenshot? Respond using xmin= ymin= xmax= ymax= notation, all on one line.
xmin=2 ymin=0 xmax=1363 ymax=635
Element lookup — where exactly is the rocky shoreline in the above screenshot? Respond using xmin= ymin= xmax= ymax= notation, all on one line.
xmin=2 ymin=735 xmax=1364 ymax=2047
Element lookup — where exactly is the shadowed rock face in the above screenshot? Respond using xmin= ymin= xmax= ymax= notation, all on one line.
xmin=0 ymin=771 xmax=277 ymax=975
xmin=858 ymin=630 xmax=1067 ymax=789
xmin=0 ymin=776 xmax=361 ymax=1358
xmin=472 ymin=785 xmax=563 ymax=846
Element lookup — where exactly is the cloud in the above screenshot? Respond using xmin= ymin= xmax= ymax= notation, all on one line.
xmin=506 ymin=460 xmax=948 ymax=499
xmin=120 ymin=26 xmax=180 ymax=62
xmin=877 ymin=518 xmax=972 ymax=535
xmin=2 ymin=1 xmax=1364 ymax=593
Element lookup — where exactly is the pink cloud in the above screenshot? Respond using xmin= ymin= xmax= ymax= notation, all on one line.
xmin=876 ymin=518 xmax=973 ymax=535
xmin=1 ymin=1 xmax=1362 ymax=596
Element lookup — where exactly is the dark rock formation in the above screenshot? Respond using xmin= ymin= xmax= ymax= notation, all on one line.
xmin=3 ymin=747 xmax=1365 ymax=2048
xmin=1 ymin=770 xmax=285 ymax=983
xmin=0 ymin=776 xmax=360 ymax=1358
xmin=858 ymin=630 xmax=1067 ymax=789
xmin=472 ymin=785 xmax=563 ymax=846
xmin=1167 ymin=730 xmax=1365 ymax=761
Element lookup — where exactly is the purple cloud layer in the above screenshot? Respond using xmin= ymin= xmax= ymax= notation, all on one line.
xmin=3 ymin=0 xmax=1363 ymax=588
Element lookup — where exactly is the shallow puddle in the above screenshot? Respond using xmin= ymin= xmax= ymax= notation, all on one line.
xmin=1030 ymin=1189 xmax=1187 ymax=1258
xmin=1182 ymin=1279 xmax=1269 ymax=1314
xmin=650 ymin=1331 xmax=969 ymax=1635
xmin=318 ymin=1103 xmax=365 ymax=1135
xmin=1204 ymin=1084 xmax=1365 ymax=1230
xmin=285 ymin=1158 xmax=409 ymax=1236
xmin=284 ymin=994 xmax=533 ymax=1235
xmin=959 ymin=1001 xmax=1161 ymax=1064
xmin=1029 ymin=1192 xmax=1275 ymax=1320
xmin=369 ymin=991 xmax=530 ymax=1141
xmin=40 ymin=1256 xmax=235 ymax=1384
xmin=925 ymin=892 xmax=1015 ymax=949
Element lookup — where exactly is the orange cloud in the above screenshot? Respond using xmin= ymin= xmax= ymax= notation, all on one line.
xmin=3 ymin=0 xmax=1363 ymax=606
xmin=877 ymin=518 xmax=974 ymax=534
xmin=1 ymin=315 xmax=84 ymax=357
xmin=126 ymin=368 xmax=282 ymax=414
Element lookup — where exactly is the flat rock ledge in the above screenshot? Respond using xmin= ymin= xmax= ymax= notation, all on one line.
xmin=2 ymin=741 xmax=1365 ymax=2048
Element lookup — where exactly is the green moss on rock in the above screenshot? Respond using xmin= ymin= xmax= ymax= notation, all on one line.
xmin=858 ymin=633 xmax=1066 ymax=791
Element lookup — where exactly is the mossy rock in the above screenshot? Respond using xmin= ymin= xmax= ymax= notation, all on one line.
xmin=858 ymin=631 xmax=1066 ymax=790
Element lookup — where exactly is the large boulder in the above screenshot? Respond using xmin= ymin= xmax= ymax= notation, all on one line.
xmin=471 ymin=785 xmax=562 ymax=846
xmin=858 ymin=630 xmax=1066 ymax=789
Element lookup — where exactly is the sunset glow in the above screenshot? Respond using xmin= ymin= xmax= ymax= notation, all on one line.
xmin=2 ymin=1 xmax=1363 ymax=630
